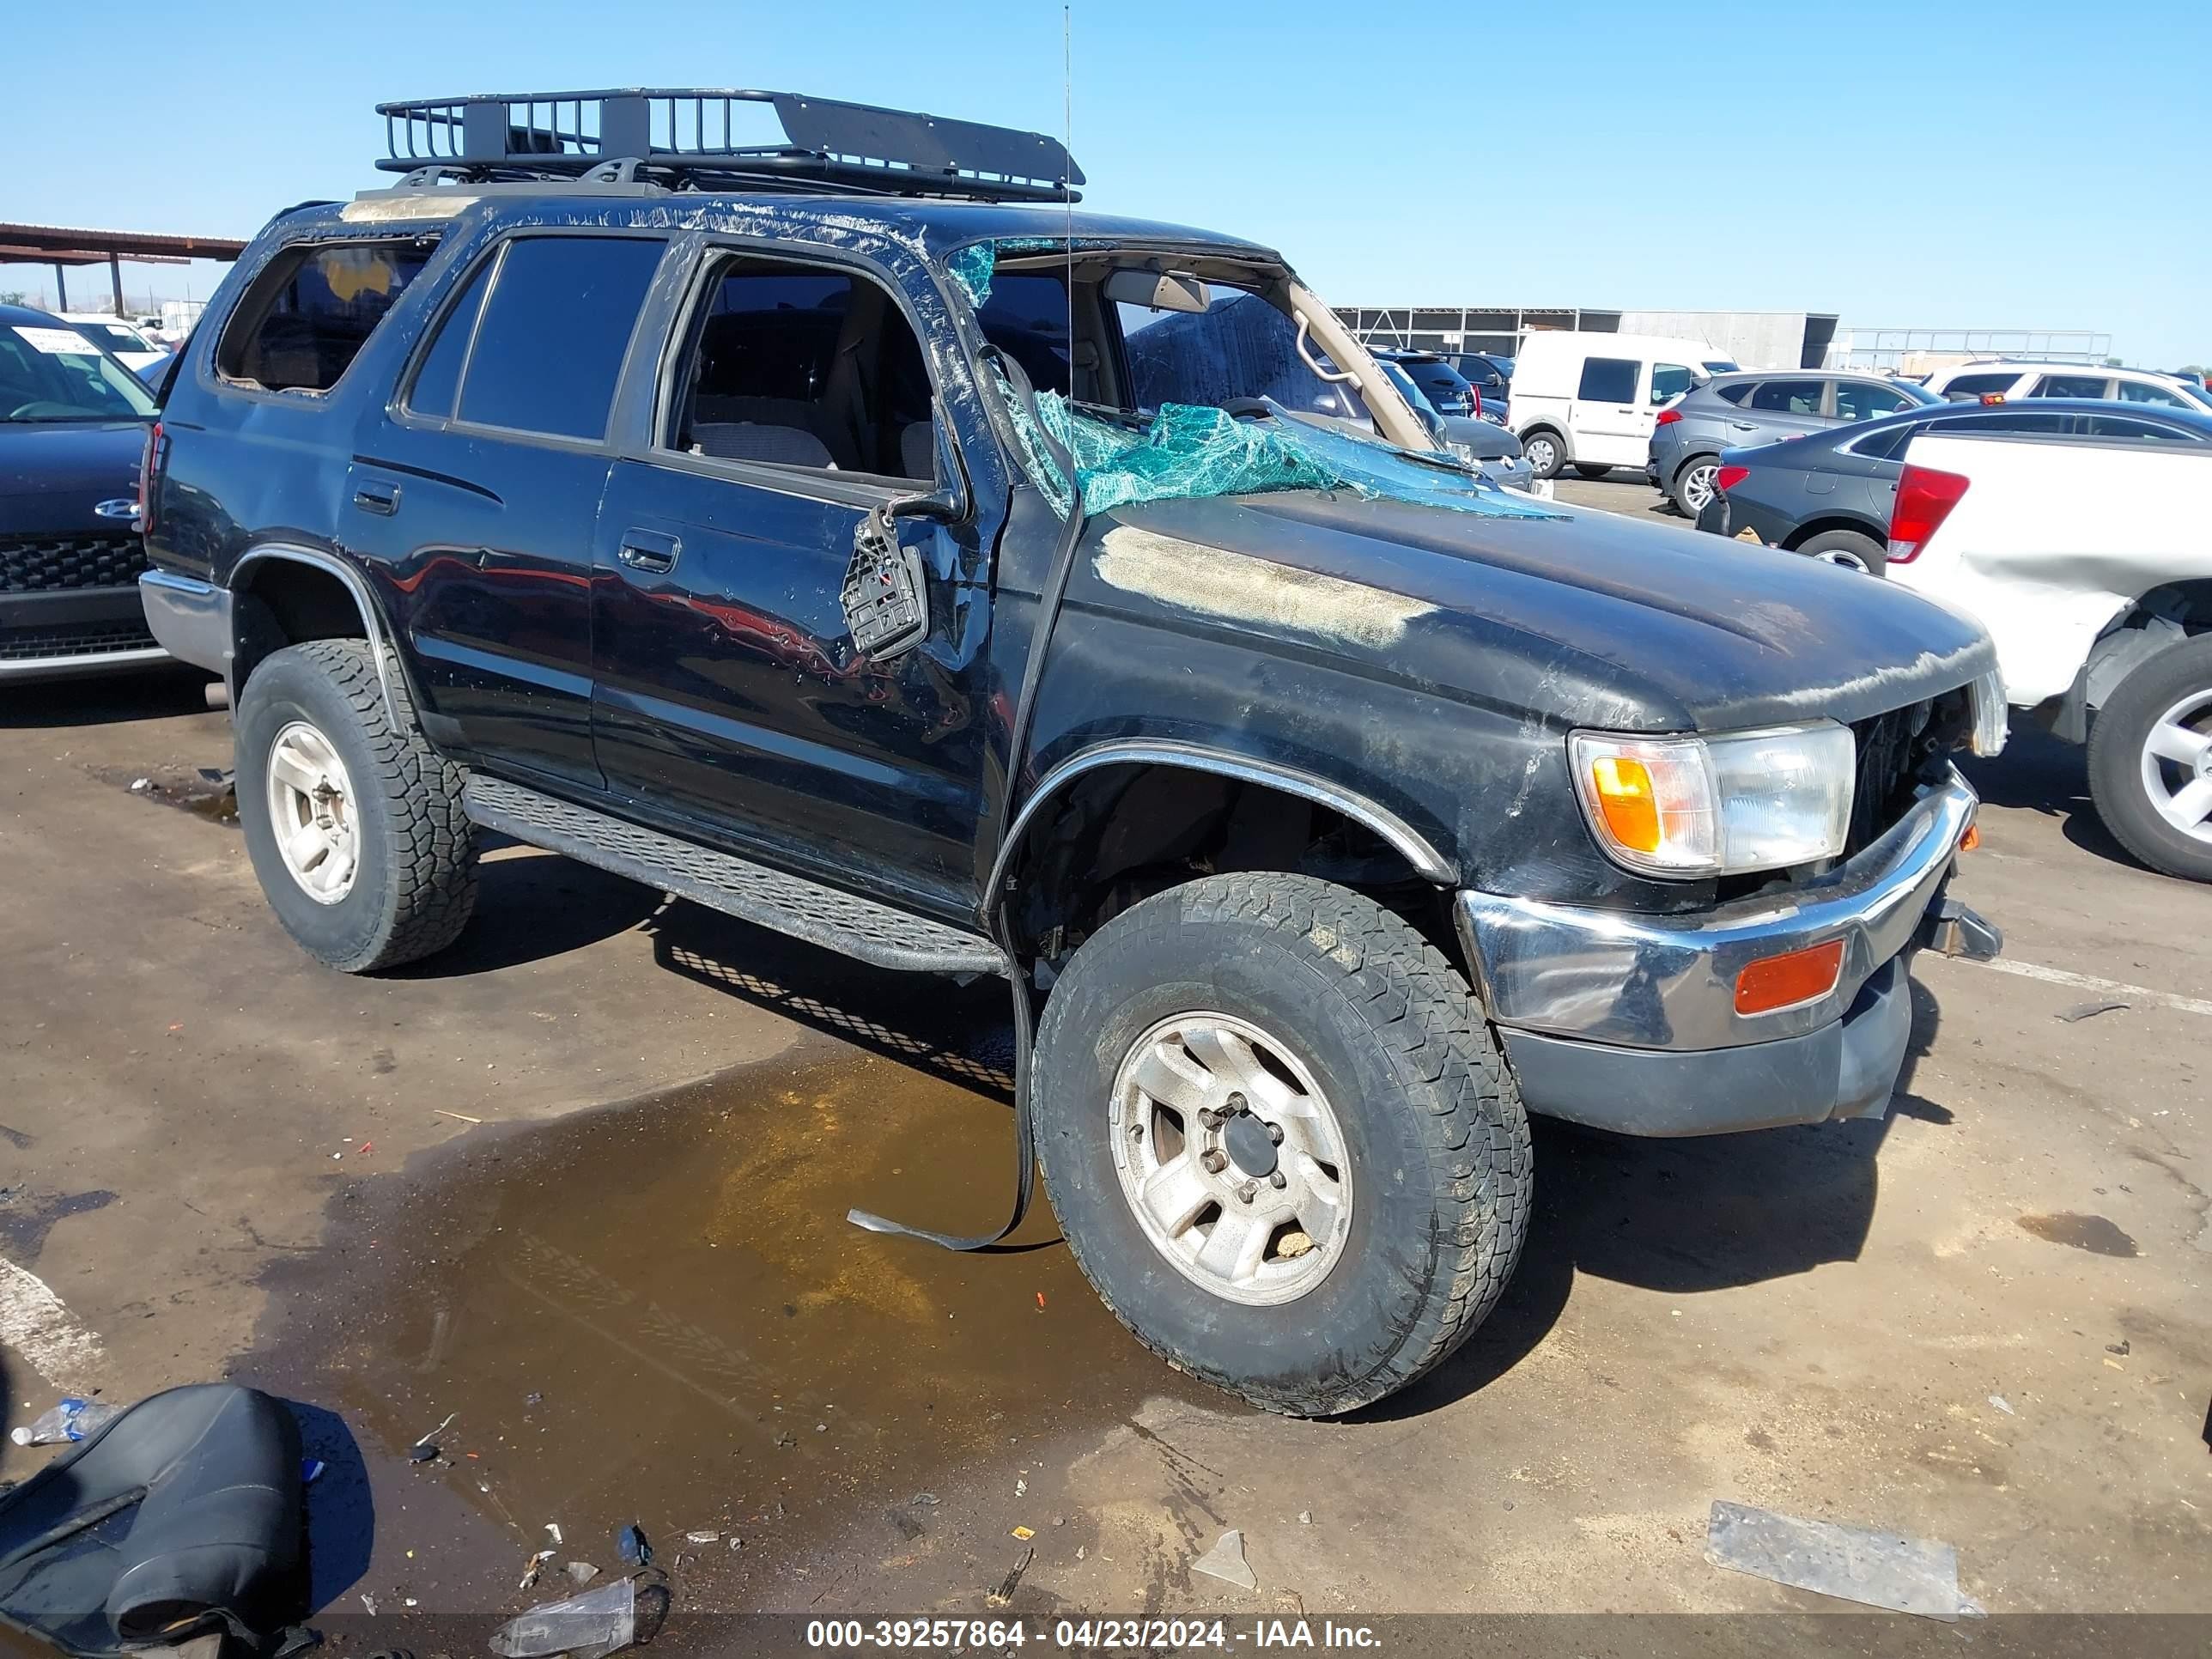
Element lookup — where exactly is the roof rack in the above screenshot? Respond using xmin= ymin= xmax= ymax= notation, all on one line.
xmin=374 ymin=88 xmax=1082 ymax=204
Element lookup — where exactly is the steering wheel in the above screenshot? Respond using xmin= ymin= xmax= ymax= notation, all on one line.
xmin=7 ymin=401 xmax=86 ymax=419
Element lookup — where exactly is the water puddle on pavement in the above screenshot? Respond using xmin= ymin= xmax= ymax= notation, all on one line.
xmin=245 ymin=1046 xmax=1210 ymax=1613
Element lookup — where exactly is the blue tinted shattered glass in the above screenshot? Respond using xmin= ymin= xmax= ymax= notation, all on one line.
xmin=997 ymin=383 xmax=1563 ymax=521
xmin=947 ymin=243 xmax=997 ymax=309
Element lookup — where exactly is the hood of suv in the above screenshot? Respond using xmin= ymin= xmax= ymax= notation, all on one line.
xmin=1079 ymin=489 xmax=1994 ymax=733
xmin=0 ymin=420 xmax=149 ymax=536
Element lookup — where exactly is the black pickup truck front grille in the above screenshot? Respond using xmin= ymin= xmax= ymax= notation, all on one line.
xmin=1846 ymin=704 xmax=1934 ymax=857
xmin=0 ymin=535 xmax=149 ymax=594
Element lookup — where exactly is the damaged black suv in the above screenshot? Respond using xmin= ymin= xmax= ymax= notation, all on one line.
xmin=140 ymin=89 xmax=2005 ymax=1415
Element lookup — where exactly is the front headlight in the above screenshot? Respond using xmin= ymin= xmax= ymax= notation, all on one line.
xmin=1570 ymin=722 xmax=1856 ymax=877
xmin=1968 ymin=666 xmax=2008 ymax=757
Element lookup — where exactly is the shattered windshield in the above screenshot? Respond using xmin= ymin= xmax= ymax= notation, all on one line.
xmin=958 ymin=240 xmax=1559 ymax=522
xmin=1115 ymin=285 xmax=1368 ymax=423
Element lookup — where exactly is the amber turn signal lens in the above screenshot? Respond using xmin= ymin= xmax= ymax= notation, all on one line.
xmin=1589 ymin=756 xmax=1662 ymax=853
xmin=1960 ymin=823 xmax=1980 ymax=851
xmin=1735 ymin=939 xmax=1845 ymax=1016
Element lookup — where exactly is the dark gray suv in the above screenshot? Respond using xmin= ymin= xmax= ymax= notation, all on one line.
xmin=1649 ymin=371 xmax=1940 ymax=517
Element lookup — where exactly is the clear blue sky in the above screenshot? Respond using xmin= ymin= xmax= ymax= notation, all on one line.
xmin=9 ymin=0 xmax=2208 ymax=364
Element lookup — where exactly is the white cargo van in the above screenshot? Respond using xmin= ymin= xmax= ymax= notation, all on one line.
xmin=1508 ymin=331 xmax=1740 ymax=479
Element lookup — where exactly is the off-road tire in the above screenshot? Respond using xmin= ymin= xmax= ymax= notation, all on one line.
xmin=2087 ymin=634 xmax=2212 ymax=883
xmin=1796 ymin=527 xmax=1888 ymax=578
xmin=1032 ymin=872 xmax=1532 ymax=1416
xmin=1521 ymin=428 xmax=1566 ymax=480
xmin=1572 ymin=462 xmax=1613 ymax=480
xmin=235 ymin=639 xmax=477 ymax=970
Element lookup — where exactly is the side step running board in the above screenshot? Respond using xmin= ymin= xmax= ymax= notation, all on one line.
xmin=463 ymin=775 xmax=1008 ymax=977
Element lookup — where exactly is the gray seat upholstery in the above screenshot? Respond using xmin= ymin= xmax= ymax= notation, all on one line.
xmin=0 ymin=1383 xmax=303 ymax=1656
xmin=899 ymin=421 xmax=937 ymax=481
xmin=692 ymin=422 xmax=836 ymax=469
xmin=692 ymin=394 xmax=854 ymax=470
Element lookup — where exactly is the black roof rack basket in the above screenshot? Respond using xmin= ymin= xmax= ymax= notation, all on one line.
xmin=376 ymin=88 xmax=1082 ymax=203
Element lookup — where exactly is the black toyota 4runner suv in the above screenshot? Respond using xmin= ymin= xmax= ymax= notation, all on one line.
xmin=141 ymin=90 xmax=2005 ymax=1415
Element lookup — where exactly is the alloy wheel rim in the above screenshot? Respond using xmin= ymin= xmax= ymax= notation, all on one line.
xmin=2138 ymin=690 xmax=2212 ymax=843
xmin=265 ymin=720 xmax=361 ymax=903
xmin=1109 ymin=1012 xmax=1352 ymax=1307
xmin=1682 ymin=462 xmax=1717 ymax=512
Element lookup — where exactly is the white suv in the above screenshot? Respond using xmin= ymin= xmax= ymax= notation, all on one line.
xmin=1922 ymin=360 xmax=2212 ymax=413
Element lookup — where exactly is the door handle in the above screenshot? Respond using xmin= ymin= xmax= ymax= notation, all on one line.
xmin=353 ymin=481 xmax=401 ymax=516
xmin=1727 ymin=420 xmax=1759 ymax=431
xmin=617 ymin=529 xmax=681 ymax=574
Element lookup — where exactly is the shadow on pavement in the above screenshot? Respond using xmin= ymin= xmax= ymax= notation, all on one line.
xmin=286 ymin=1399 xmax=374 ymax=1613
xmin=1960 ymin=725 xmax=2142 ymax=872
xmin=386 ymin=848 xmax=669 ymax=978
xmin=1365 ymin=974 xmax=1948 ymax=1419
xmin=0 ymin=665 xmax=214 ymax=729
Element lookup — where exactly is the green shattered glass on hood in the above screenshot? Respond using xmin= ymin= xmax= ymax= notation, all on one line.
xmin=1005 ymin=387 xmax=1565 ymax=520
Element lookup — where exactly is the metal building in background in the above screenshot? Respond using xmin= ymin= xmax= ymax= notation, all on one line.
xmin=1337 ymin=305 xmax=1840 ymax=370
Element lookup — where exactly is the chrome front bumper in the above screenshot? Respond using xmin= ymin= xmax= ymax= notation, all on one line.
xmin=1456 ymin=769 xmax=1996 ymax=1134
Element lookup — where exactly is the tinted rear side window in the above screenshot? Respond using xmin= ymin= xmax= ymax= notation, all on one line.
xmin=2034 ymin=373 xmax=2112 ymax=398
xmin=216 ymin=240 xmax=434 ymax=393
xmin=1832 ymin=380 xmax=1919 ymax=421
xmin=1576 ymin=356 xmax=1638 ymax=401
xmin=1713 ymin=382 xmax=1753 ymax=405
xmin=457 ymin=237 xmax=666 ymax=441
xmin=1748 ymin=379 xmax=1823 ymax=414
xmin=406 ymin=256 xmax=495 ymax=419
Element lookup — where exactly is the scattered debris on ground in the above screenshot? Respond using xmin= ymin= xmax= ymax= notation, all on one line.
xmin=492 ymin=1574 xmax=651 ymax=1659
xmin=986 ymin=1547 xmax=1036 ymax=1607
xmin=1988 ymin=1395 xmax=2015 ymax=1416
xmin=1192 ymin=1528 xmax=1259 ymax=1591
xmin=567 ymin=1561 xmax=600 ymax=1585
xmin=617 ymin=1523 xmax=652 ymax=1566
xmin=2057 ymin=1000 xmax=2129 ymax=1022
xmin=1705 ymin=1499 xmax=1981 ymax=1620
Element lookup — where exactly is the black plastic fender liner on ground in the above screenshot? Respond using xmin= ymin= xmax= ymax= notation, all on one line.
xmin=0 ymin=1383 xmax=306 ymax=1658
xmin=845 ymin=349 xmax=1089 ymax=1253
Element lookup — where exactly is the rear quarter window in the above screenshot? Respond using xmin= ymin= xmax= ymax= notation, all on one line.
xmin=448 ymin=236 xmax=667 ymax=441
xmin=1575 ymin=356 xmax=1638 ymax=402
xmin=1713 ymin=382 xmax=1753 ymax=405
xmin=216 ymin=240 xmax=434 ymax=394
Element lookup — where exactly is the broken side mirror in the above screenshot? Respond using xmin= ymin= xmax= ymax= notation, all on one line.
xmin=841 ymin=488 xmax=960 ymax=660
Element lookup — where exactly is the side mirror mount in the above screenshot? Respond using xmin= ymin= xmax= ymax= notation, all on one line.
xmin=1413 ymin=405 xmax=1447 ymax=444
xmin=842 ymin=489 xmax=954 ymax=660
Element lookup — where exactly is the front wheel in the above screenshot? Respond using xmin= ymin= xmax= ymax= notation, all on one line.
xmin=1032 ymin=873 xmax=1532 ymax=1415
xmin=1571 ymin=462 xmax=1613 ymax=480
xmin=2087 ymin=634 xmax=2212 ymax=882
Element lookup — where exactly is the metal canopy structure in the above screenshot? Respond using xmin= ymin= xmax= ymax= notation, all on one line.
xmin=377 ymin=88 xmax=1084 ymax=203
xmin=0 ymin=222 xmax=248 ymax=313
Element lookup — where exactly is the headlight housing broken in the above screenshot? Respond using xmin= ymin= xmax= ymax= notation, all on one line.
xmin=1570 ymin=722 xmax=1856 ymax=878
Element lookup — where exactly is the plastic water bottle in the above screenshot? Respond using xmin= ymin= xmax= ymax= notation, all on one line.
xmin=9 ymin=1397 xmax=122 ymax=1447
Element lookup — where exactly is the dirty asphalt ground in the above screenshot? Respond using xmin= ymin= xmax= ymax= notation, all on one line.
xmin=2 ymin=492 xmax=2207 ymax=1647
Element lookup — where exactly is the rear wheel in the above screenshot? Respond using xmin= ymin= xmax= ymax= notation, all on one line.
xmin=2087 ymin=635 xmax=2212 ymax=882
xmin=1669 ymin=455 xmax=1722 ymax=517
xmin=236 ymin=639 xmax=477 ymax=970
xmin=1796 ymin=527 xmax=1888 ymax=578
xmin=1572 ymin=462 xmax=1613 ymax=480
xmin=1521 ymin=429 xmax=1565 ymax=480
xmin=1032 ymin=872 xmax=1532 ymax=1416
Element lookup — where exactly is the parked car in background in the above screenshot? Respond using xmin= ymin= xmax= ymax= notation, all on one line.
xmin=1923 ymin=360 xmax=2212 ymax=412
xmin=1444 ymin=350 xmax=1513 ymax=422
xmin=54 ymin=313 xmax=170 ymax=374
xmin=1696 ymin=399 xmax=2212 ymax=576
xmin=1508 ymin=331 xmax=1740 ymax=480
xmin=1370 ymin=348 xmax=1475 ymax=417
xmin=1375 ymin=358 xmax=1534 ymax=492
xmin=1884 ymin=419 xmax=2212 ymax=881
xmin=0 ymin=304 xmax=167 ymax=680
xmin=1650 ymin=371 xmax=1941 ymax=516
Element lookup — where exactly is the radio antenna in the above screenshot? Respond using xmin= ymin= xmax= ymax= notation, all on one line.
xmin=1063 ymin=2 xmax=1075 ymax=397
